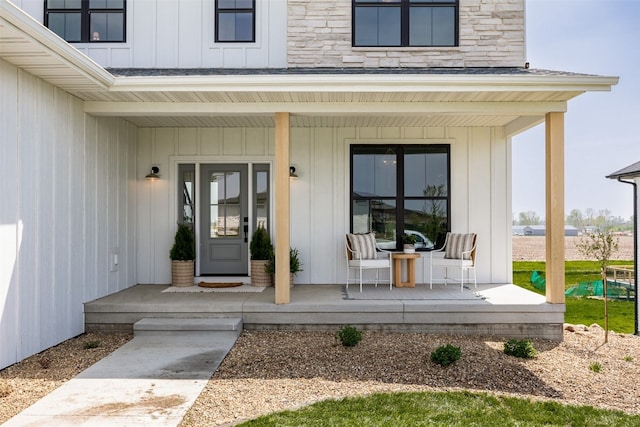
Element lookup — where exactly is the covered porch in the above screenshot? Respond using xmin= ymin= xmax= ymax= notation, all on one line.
xmin=84 ymin=283 xmax=564 ymax=340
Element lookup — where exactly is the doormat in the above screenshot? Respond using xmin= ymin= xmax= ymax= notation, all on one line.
xmin=198 ymin=282 xmax=243 ymax=288
xmin=343 ymin=285 xmax=486 ymax=300
xmin=162 ymin=284 xmax=267 ymax=293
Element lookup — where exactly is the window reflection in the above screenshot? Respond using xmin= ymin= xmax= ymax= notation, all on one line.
xmin=351 ymin=144 xmax=450 ymax=250
xmin=353 ymin=149 xmax=397 ymax=198
xmin=255 ymin=170 xmax=269 ymax=230
xmin=182 ymin=170 xmax=195 ymax=224
xmin=90 ymin=12 xmax=124 ymax=42
xmin=354 ymin=6 xmax=401 ymax=46
xmin=353 ymin=0 xmax=457 ymax=47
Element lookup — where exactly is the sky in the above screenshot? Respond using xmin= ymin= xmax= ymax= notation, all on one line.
xmin=512 ymin=0 xmax=640 ymax=221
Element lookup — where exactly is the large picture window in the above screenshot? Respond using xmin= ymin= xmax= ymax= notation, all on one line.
xmin=351 ymin=145 xmax=450 ymax=251
xmin=44 ymin=0 xmax=126 ymax=43
xmin=353 ymin=0 xmax=457 ymax=47
xmin=215 ymin=0 xmax=256 ymax=43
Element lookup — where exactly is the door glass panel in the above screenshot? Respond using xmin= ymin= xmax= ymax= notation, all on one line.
xmin=209 ymin=171 xmax=241 ymax=238
xmin=180 ymin=167 xmax=195 ymax=225
xmin=255 ymin=169 xmax=269 ymax=230
xmin=225 ymin=204 xmax=240 ymax=236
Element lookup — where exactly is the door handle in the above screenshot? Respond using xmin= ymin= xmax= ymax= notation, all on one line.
xmin=244 ymin=224 xmax=249 ymax=242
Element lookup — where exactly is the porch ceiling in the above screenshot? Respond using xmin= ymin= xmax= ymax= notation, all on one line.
xmin=82 ymin=88 xmax=568 ymax=129
xmin=1 ymin=0 xmax=618 ymax=133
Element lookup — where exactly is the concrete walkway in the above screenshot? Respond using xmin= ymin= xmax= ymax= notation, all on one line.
xmin=5 ymin=318 xmax=242 ymax=426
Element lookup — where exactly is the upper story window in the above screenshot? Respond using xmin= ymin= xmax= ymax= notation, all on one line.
xmin=44 ymin=0 xmax=125 ymax=43
xmin=353 ymin=0 xmax=457 ymax=47
xmin=215 ymin=0 xmax=256 ymax=43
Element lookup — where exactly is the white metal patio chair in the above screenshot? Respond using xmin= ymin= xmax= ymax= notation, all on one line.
xmin=428 ymin=232 xmax=477 ymax=291
xmin=345 ymin=233 xmax=393 ymax=292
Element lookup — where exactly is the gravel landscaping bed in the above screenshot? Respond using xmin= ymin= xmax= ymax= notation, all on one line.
xmin=1 ymin=236 xmax=637 ymax=425
xmin=0 ymin=332 xmax=133 ymax=423
xmin=180 ymin=326 xmax=640 ymax=426
xmin=2 ymin=327 xmax=638 ymax=426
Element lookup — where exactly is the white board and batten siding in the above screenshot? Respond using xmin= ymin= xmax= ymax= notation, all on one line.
xmin=14 ymin=0 xmax=288 ymax=69
xmin=138 ymin=125 xmax=512 ymax=287
xmin=0 ymin=58 xmax=137 ymax=370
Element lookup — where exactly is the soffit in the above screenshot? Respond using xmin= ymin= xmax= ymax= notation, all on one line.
xmin=122 ymin=114 xmax=523 ymax=129
xmin=1 ymin=1 xmax=618 ymax=131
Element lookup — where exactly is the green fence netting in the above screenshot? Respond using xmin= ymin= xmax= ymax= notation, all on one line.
xmin=531 ymin=271 xmax=635 ymax=299
xmin=565 ymin=280 xmax=634 ymax=299
xmin=530 ymin=271 xmax=546 ymax=291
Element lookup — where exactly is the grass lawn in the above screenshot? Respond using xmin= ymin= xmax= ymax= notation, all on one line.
xmin=239 ymin=391 xmax=640 ymax=426
xmin=513 ymin=260 xmax=636 ymax=334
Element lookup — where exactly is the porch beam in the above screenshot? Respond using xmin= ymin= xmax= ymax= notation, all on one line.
xmin=274 ymin=112 xmax=290 ymax=304
xmin=504 ymin=116 xmax=544 ymax=137
xmin=545 ymin=112 xmax=565 ymax=304
xmin=84 ymin=101 xmax=568 ymax=116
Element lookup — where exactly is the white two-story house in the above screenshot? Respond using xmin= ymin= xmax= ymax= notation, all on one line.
xmin=0 ymin=0 xmax=617 ymax=369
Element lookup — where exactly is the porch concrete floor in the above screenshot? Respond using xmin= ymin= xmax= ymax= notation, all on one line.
xmin=85 ymin=283 xmax=565 ymax=340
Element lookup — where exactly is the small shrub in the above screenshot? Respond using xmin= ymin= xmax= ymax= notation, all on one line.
xmin=589 ymin=361 xmax=602 ymax=373
xmin=335 ymin=325 xmax=362 ymax=347
xmin=623 ymin=355 xmax=633 ymax=362
xmin=83 ymin=340 xmax=101 ymax=349
xmin=430 ymin=344 xmax=461 ymax=366
xmin=503 ymin=339 xmax=538 ymax=359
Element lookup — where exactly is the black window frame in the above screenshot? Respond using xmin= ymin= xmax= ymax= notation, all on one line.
xmin=44 ymin=0 xmax=126 ymax=43
xmin=215 ymin=0 xmax=256 ymax=43
xmin=352 ymin=0 xmax=458 ymax=48
xmin=350 ymin=144 xmax=451 ymax=251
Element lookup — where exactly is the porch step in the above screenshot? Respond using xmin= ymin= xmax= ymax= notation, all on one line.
xmin=133 ymin=317 xmax=243 ymax=337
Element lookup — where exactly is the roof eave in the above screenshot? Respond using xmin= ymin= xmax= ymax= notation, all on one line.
xmin=0 ymin=0 xmax=114 ymax=89
xmin=109 ymin=73 xmax=619 ymax=94
xmin=607 ymin=161 xmax=640 ymax=179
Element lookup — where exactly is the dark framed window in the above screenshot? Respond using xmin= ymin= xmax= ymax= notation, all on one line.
xmin=215 ymin=0 xmax=256 ymax=43
xmin=353 ymin=0 xmax=457 ymax=47
xmin=350 ymin=144 xmax=450 ymax=251
xmin=44 ymin=0 xmax=126 ymax=43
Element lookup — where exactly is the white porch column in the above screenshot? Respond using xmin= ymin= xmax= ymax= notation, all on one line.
xmin=274 ymin=112 xmax=291 ymax=304
xmin=545 ymin=112 xmax=565 ymax=304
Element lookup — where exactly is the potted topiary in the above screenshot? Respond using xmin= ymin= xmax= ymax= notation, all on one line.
xmin=170 ymin=224 xmax=195 ymax=287
xmin=266 ymin=247 xmax=303 ymax=287
xmin=402 ymin=233 xmax=417 ymax=253
xmin=249 ymin=226 xmax=273 ymax=287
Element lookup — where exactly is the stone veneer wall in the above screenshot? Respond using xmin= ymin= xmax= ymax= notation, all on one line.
xmin=287 ymin=0 xmax=525 ymax=68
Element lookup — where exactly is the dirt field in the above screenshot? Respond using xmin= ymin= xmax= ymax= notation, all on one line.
xmin=512 ymin=235 xmax=635 ymax=261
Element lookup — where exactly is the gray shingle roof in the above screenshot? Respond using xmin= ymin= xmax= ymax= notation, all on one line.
xmin=106 ymin=67 xmax=598 ymax=78
xmin=607 ymin=161 xmax=640 ymax=179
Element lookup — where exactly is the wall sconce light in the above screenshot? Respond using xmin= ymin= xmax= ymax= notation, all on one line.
xmin=145 ymin=166 xmax=160 ymax=181
xmin=289 ymin=166 xmax=298 ymax=179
